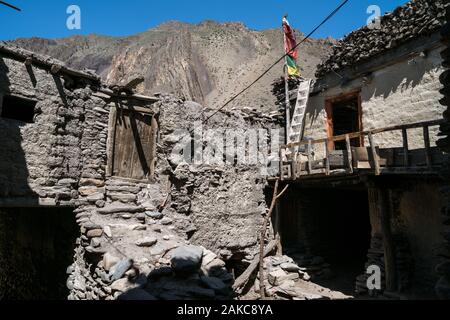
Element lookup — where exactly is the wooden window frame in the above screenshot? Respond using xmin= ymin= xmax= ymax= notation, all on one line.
xmin=325 ymin=91 xmax=363 ymax=151
xmin=106 ymin=104 xmax=159 ymax=182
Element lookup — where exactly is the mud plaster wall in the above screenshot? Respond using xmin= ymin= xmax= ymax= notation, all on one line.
xmin=306 ymin=45 xmax=445 ymax=158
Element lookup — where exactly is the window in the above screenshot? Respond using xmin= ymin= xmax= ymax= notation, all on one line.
xmin=325 ymin=93 xmax=362 ymax=150
xmin=0 ymin=95 xmax=36 ymax=123
xmin=111 ymin=109 xmax=158 ymax=180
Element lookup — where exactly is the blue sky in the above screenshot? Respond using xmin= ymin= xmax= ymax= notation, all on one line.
xmin=0 ymin=0 xmax=409 ymax=40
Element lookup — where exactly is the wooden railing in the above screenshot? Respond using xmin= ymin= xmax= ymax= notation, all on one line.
xmin=279 ymin=119 xmax=445 ymax=180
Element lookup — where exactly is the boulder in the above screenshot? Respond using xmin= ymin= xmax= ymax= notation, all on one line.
xmin=135 ymin=237 xmax=158 ymax=247
xmin=86 ymin=229 xmax=103 ymax=238
xmin=200 ymin=276 xmax=229 ymax=295
xmin=280 ymin=262 xmax=301 ymax=273
xmin=160 ymin=217 xmax=173 ymax=225
xmin=111 ymin=278 xmax=136 ymax=293
xmin=146 ymin=211 xmax=164 ymax=220
xmin=170 ymin=245 xmax=203 ymax=276
xmin=103 ymin=252 xmax=120 ymax=272
xmin=109 ymin=259 xmax=133 ymax=282
xmin=268 ymin=269 xmax=299 ymax=286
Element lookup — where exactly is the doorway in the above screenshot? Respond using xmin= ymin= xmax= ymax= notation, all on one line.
xmin=279 ymin=185 xmax=372 ymax=296
xmin=326 ymin=93 xmax=362 ymax=150
xmin=0 ymin=207 xmax=79 ymax=300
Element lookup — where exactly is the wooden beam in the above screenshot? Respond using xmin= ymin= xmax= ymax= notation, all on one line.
xmin=0 ymin=44 xmax=100 ymax=82
xmin=279 ymin=148 xmax=284 ymax=181
xmin=307 ymin=140 xmax=313 ymax=174
xmin=150 ymin=116 xmax=159 ymax=179
xmin=402 ymin=128 xmax=409 ymax=167
xmin=368 ymin=132 xmax=380 ymax=176
xmin=345 ymin=134 xmax=354 ymax=174
xmin=325 ymin=140 xmax=331 ymax=176
xmin=105 ymin=107 xmax=118 ymax=177
xmin=232 ymin=240 xmax=278 ymax=293
xmin=423 ymin=125 xmax=432 ymax=168
xmin=378 ymin=188 xmax=397 ymax=292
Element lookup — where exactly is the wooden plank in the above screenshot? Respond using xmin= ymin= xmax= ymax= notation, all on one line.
xmin=367 ymin=184 xmax=397 ymax=292
xmin=325 ymin=140 xmax=330 ymax=176
xmin=368 ymin=133 xmax=380 ymax=176
xmin=307 ymin=140 xmax=313 ymax=173
xmin=150 ymin=116 xmax=158 ymax=179
xmin=291 ymin=160 xmax=297 ymax=180
xmin=106 ymin=107 xmax=118 ymax=177
xmin=345 ymin=134 xmax=354 ymax=174
xmin=423 ymin=125 xmax=432 ymax=168
xmin=279 ymin=149 xmax=284 ymax=181
xmin=402 ymin=128 xmax=409 ymax=167
xmin=113 ymin=108 xmax=127 ymax=177
xmin=233 ymin=240 xmax=278 ymax=292
xmin=378 ymin=188 xmax=397 ymax=292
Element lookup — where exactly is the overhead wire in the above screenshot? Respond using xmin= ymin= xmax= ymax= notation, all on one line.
xmin=200 ymin=0 xmax=350 ymax=125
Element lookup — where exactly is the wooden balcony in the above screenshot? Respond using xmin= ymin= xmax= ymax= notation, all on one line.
xmin=279 ymin=119 xmax=446 ymax=181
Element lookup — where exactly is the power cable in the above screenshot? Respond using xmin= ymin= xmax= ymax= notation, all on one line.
xmin=200 ymin=0 xmax=350 ymax=125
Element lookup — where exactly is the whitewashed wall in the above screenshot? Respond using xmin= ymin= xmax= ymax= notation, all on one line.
xmin=305 ymin=45 xmax=445 ymax=158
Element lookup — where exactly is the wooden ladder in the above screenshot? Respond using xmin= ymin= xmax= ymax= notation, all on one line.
xmin=281 ymin=79 xmax=312 ymax=179
xmin=288 ymin=79 xmax=312 ymax=154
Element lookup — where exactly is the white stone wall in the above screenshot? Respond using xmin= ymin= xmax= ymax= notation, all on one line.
xmin=305 ymin=45 xmax=445 ymax=158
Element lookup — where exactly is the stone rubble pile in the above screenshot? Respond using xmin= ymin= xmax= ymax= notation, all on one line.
xmin=68 ymin=238 xmax=234 ymax=300
xmin=288 ymin=254 xmax=333 ymax=282
xmin=253 ymin=255 xmax=328 ymax=300
xmin=316 ymin=0 xmax=449 ymax=78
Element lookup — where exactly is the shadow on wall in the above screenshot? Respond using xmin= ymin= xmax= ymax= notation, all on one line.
xmin=0 ymin=57 xmax=38 ymax=204
xmin=0 ymin=208 xmax=79 ymax=300
xmin=363 ymin=53 xmax=441 ymax=100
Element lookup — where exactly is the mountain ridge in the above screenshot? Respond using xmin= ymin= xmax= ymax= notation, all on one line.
xmin=9 ymin=20 xmax=335 ymax=112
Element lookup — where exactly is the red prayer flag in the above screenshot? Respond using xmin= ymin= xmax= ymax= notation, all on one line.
xmin=283 ymin=18 xmax=298 ymax=61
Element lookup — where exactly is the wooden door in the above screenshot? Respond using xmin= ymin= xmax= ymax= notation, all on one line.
xmin=112 ymin=109 xmax=156 ymax=180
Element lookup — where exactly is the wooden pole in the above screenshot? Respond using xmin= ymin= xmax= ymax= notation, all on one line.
xmin=367 ymin=182 xmax=397 ymax=292
xmin=423 ymin=125 xmax=432 ymax=168
xmin=402 ymin=128 xmax=409 ymax=167
xmin=345 ymin=134 xmax=354 ymax=173
xmin=378 ymin=188 xmax=397 ymax=292
xmin=258 ymin=179 xmax=289 ymax=299
xmin=283 ymin=22 xmax=291 ymax=145
xmin=307 ymin=139 xmax=313 ymax=173
xmin=325 ymin=140 xmax=331 ymax=176
xmin=368 ymin=132 xmax=381 ymax=175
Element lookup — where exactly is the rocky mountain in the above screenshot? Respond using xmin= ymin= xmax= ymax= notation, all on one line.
xmin=10 ymin=21 xmax=334 ymax=112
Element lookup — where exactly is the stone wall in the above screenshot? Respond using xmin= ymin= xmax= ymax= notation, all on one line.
xmin=67 ymin=94 xmax=281 ymax=300
xmin=306 ymin=45 xmax=445 ymax=158
xmin=0 ymin=46 xmax=283 ymax=300
xmin=0 ymin=54 xmax=100 ymax=207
